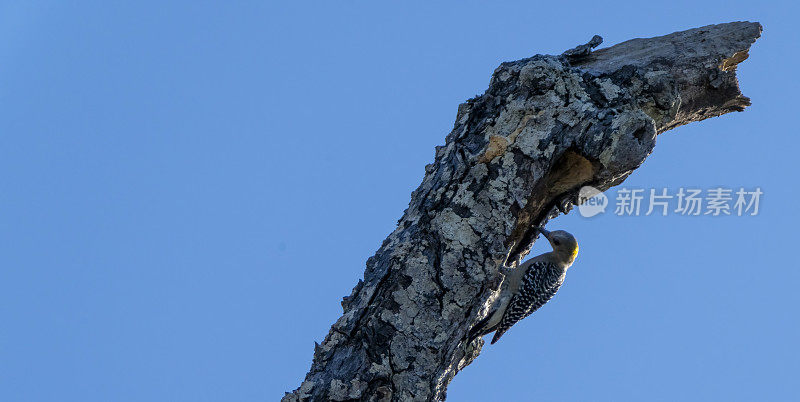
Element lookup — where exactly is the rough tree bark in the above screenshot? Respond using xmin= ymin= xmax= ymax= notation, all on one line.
xmin=283 ymin=22 xmax=761 ymax=401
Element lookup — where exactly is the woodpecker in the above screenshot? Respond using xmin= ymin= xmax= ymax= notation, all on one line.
xmin=470 ymin=228 xmax=579 ymax=344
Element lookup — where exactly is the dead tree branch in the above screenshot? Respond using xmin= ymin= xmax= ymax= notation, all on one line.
xmin=283 ymin=21 xmax=761 ymax=401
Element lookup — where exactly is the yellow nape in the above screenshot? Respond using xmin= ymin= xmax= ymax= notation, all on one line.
xmin=570 ymin=245 xmax=579 ymax=259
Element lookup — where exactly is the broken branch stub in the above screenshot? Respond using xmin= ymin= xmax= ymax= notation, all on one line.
xmin=284 ymin=21 xmax=761 ymax=401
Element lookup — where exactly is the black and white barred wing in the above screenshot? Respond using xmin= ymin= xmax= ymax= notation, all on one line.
xmin=490 ymin=261 xmax=561 ymax=344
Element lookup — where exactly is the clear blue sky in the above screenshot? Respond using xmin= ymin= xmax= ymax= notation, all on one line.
xmin=1 ymin=1 xmax=798 ymax=401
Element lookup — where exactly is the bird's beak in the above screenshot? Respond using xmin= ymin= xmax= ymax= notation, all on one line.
xmin=539 ymin=228 xmax=550 ymax=239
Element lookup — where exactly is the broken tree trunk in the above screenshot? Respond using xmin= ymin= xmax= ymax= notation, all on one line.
xmin=283 ymin=22 xmax=761 ymax=401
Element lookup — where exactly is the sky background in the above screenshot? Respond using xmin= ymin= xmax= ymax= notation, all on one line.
xmin=1 ymin=1 xmax=798 ymax=401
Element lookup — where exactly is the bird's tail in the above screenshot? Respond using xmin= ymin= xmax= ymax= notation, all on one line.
xmin=490 ymin=329 xmax=507 ymax=344
xmin=468 ymin=315 xmax=498 ymax=343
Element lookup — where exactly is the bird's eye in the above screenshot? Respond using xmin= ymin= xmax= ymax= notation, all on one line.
xmin=554 ymin=240 xmax=560 ymax=245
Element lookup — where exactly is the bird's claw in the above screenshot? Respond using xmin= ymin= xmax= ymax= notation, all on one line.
xmin=499 ymin=266 xmax=514 ymax=276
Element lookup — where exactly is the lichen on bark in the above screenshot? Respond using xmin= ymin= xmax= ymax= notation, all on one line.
xmin=283 ymin=21 xmax=761 ymax=401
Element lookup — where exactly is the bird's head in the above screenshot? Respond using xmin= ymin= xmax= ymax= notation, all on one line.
xmin=539 ymin=229 xmax=579 ymax=265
